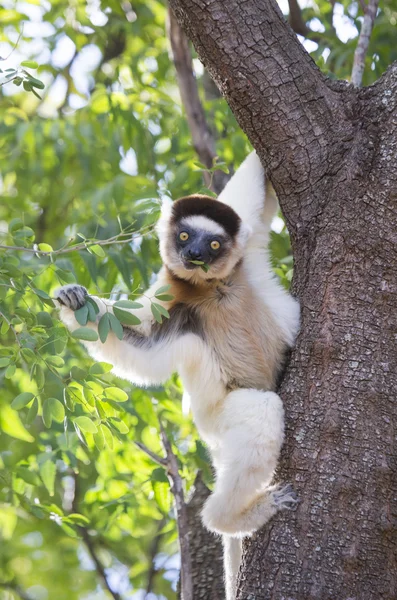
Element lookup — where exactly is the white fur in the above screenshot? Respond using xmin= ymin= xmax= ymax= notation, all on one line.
xmin=180 ymin=214 xmax=226 ymax=235
xmin=56 ymin=151 xmax=300 ymax=600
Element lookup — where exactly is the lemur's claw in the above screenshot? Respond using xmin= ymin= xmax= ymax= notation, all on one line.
xmin=55 ymin=284 xmax=88 ymax=311
xmin=271 ymin=483 xmax=299 ymax=511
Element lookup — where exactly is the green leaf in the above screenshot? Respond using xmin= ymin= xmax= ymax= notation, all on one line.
xmin=11 ymin=392 xmax=34 ymax=410
xmin=152 ymin=303 xmax=169 ymax=319
xmin=88 ymin=244 xmax=106 ymax=257
xmin=40 ymin=460 xmax=56 ymax=496
xmin=113 ymin=306 xmax=141 ymax=325
xmin=154 ymin=285 xmax=171 ymax=296
xmin=86 ymin=296 xmax=100 ymax=314
xmin=71 ymin=327 xmax=98 ymax=342
xmin=73 ymin=416 xmax=98 ymax=433
xmin=100 ymin=424 xmax=114 ymax=449
xmin=104 ymin=387 xmax=128 ymax=402
xmin=155 ymin=294 xmax=174 ymax=301
xmin=8 ymin=218 xmax=24 ymax=233
xmin=25 ymin=75 xmax=45 ymax=89
xmin=151 ymin=467 xmax=168 ymax=483
xmin=42 ymin=399 xmax=52 ymax=427
xmin=16 ymin=466 xmax=40 ymax=486
xmin=113 ymin=300 xmax=143 ymax=309
xmin=5 ymin=364 xmax=16 ymax=378
xmin=109 ymin=418 xmax=129 ymax=434
xmin=108 ymin=313 xmax=123 ymax=340
xmin=37 ymin=243 xmax=53 ymax=252
xmin=75 ymin=304 xmax=89 ymax=326
xmin=26 ymin=397 xmax=39 ymax=425
xmin=21 ymin=60 xmax=38 ymax=68
xmin=152 ymin=480 xmax=171 ymax=514
xmin=47 ymin=398 xmax=65 ymax=422
xmin=0 ymin=357 xmax=11 ymax=368
xmin=90 ymin=362 xmax=113 ymax=375
xmin=98 ymin=313 xmax=110 ymax=343
xmin=46 ymin=356 xmax=65 ymax=368
xmin=151 ymin=302 xmax=163 ymax=324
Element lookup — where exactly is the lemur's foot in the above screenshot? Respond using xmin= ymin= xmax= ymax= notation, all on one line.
xmin=55 ymin=284 xmax=88 ymax=310
xmin=271 ymin=483 xmax=299 ymax=510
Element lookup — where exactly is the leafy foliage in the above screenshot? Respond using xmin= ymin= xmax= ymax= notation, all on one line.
xmin=0 ymin=0 xmax=396 ymax=598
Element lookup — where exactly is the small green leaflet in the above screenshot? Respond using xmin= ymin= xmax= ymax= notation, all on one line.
xmin=108 ymin=313 xmax=123 ymax=340
xmin=98 ymin=313 xmax=110 ymax=343
xmin=114 ymin=300 xmax=143 ymax=309
xmin=74 ymin=304 xmax=89 ymax=326
xmin=104 ymin=387 xmax=128 ymax=402
xmin=72 ymin=327 xmax=98 ymax=342
xmin=87 ymin=244 xmax=105 ymax=257
xmin=73 ymin=416 xmax=98 ymax=433
xmin=151 ymin=302 xmax=170 ymax=323
xmin=21 ymin=60 xmax=38 ymax=69
xmin=188 ymin=260 xmax=210 ymax=272
xmin=90 ymin=362 xmax=113 ymax=375
xmin=42 ymin=398 xmax=65 ymax=427
xmin=11 ymin=392 xmax=34 ymax=410
xmin=113 ymin=306 xmax=141 ymax=325
xmin=40 ymin=459 xmax=56 ymax=496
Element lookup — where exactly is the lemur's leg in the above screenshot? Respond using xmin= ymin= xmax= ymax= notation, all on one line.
xmin=223 ymin=536 xmax=242 ymax=600
xmin=54 ymin=284 xmax=201 ymax=385
xmin=202 ymin=389 xmax=297 ymax=537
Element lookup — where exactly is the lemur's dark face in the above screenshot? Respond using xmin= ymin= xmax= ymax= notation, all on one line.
xmin=158 ymin=195 xmax=250 ymax=282
xmin=176 ymin=219 xmax=230 ymax=270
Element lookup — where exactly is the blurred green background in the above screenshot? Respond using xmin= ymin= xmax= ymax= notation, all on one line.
xmin=0 ymin=0 xmax=395 ymax=598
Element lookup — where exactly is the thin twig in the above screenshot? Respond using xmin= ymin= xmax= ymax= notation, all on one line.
xmin=351 ymin=0 xmax=379 ymax=87
xmin=158 ymin=420 xmax=193 ymax=600
xmin=167 ymin=8 xmax=229 ymax=195
xmin=80 ymin=528 xmax=123 ymax=600
xmin=71 ymin=473 xmax=122 ymax=600
xmin=134 ymin=441 xmax=167 ymax=466
xmin=0 ymin=581 xmax=33 ymax=600
xmin=0 ymin=224 xmax=155 ymax=256
xmin=145 ymin=518 xmax=167 ymax=598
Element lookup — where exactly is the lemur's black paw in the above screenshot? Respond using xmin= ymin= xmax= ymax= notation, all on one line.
xmin=271 ymin=483 xmax=299 ymax=511
xmin=55 ymin=285 xmax=88 ymax=310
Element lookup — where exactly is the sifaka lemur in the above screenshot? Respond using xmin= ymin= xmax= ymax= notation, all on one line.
xmin=55 ymin=151 xmax=300 ymax=599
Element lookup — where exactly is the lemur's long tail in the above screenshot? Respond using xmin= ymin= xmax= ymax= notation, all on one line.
xmin=223 ymin=536 xmax=242 ymax=600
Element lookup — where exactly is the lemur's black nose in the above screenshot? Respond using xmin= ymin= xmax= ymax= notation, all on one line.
xmin=187 ymin=247 xmax=202 ymax=260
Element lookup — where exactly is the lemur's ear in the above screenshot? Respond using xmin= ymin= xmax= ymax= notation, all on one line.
xmin=217 ymin=151 xmax=266 ymax=227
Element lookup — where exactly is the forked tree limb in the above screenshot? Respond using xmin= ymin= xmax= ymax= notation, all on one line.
xmin=351 ymin=0 xmax=380 ymax=86
xmin=167 ymin=0 xmax=352 ymax=227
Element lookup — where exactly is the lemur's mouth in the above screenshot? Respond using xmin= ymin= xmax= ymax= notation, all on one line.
xmin=187 ymin=260 xmax=210 ymax=273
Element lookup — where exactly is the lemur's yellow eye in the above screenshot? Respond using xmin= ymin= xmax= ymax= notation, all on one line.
xmin=210 ymin=240 xmax=220 ymax=250
xmin=179 ymin=232 xmax=189 ymax=241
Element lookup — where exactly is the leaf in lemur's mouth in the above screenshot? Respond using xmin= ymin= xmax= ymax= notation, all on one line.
xmin=189 ymin=260 xmax=210 ymax=273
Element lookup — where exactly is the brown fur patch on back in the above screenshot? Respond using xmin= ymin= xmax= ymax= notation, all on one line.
xmin=171 ymin=195 xmax=241 ymax=238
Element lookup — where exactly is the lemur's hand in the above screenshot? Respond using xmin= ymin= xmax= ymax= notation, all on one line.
xmin=54 ymin=284 xmax=88 ymax=310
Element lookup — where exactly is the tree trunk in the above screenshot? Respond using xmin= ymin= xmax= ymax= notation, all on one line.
xmin=168 ymin=1 xmax=397 ymax=597
xmin=186 ymin=474 xmax=225 ymax=600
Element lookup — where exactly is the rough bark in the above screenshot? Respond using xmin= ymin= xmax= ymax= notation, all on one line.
xmin=168 ymin=1 xmax=397 ymax=598
xmin=186 ymin=474 xmax=225 ymax=600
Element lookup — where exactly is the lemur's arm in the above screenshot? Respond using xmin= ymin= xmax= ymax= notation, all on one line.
xmin=55 ymin=283 xmax=196 ymax=385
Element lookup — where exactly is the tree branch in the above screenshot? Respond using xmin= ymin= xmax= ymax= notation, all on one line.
xmin=168 ymin=0 xmax=351 ymax=211
xmin=80 ymin=528 xmax=123 ymax=600
xmin=144 ymin=518 xmax=166 ymax=598
xmin=287 ymin=0 xmax=311 ymax=37
xmin=351 ymin=0 xmax=379 ymax=87
xmin=158 ymin=420 xmax=193 ymax=600
xmin=168 ymin=7 xmax=229 ymax=194
xmin=72 ymin=473 xmax=122 ymax=600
